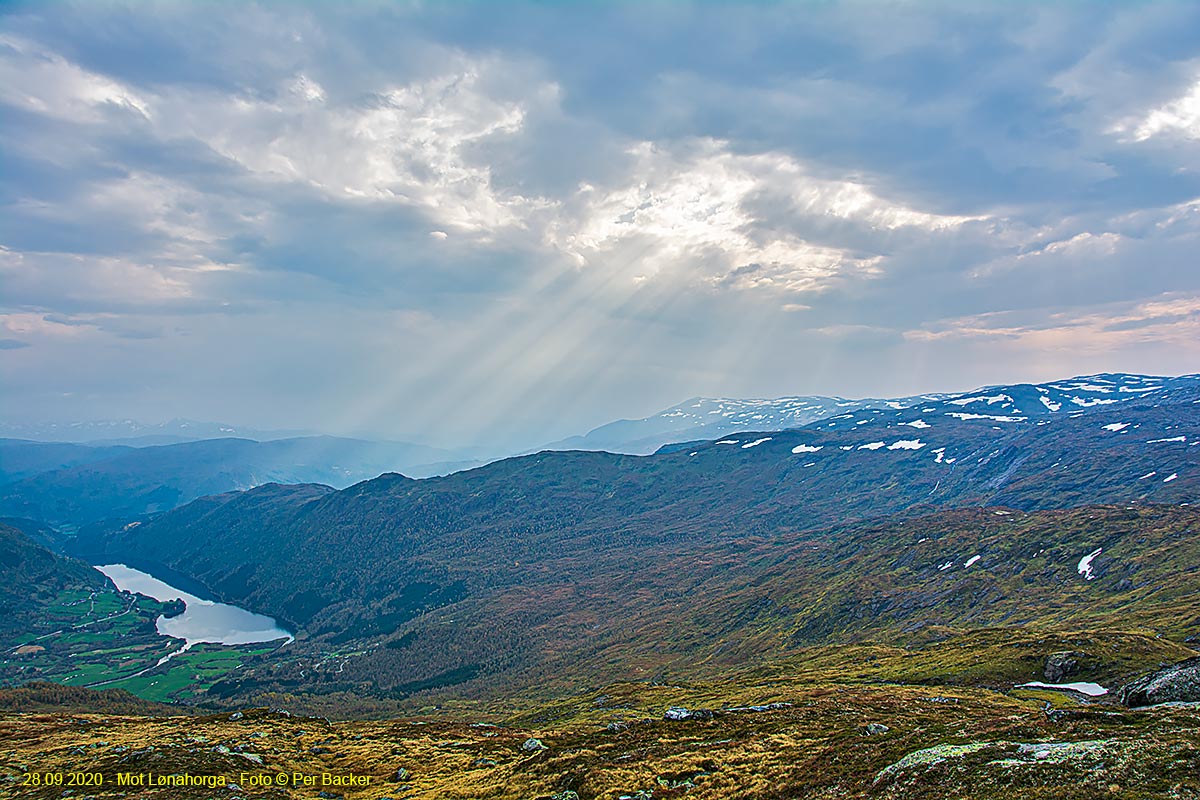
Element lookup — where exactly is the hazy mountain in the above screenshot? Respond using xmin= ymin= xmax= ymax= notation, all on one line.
xmin=0 ymin=439 xmax=136 ymax=484
xmin=0 ymin=435 xmax=477 ymax=527
xmin=0 ymin=418 xmax=313 ymax=445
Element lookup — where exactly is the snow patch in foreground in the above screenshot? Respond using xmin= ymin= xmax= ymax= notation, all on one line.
xmin=1017 ymin=681 xmax=1108 ymax=697
xmin=1077 ymin=548 xmax=1102 ymax=580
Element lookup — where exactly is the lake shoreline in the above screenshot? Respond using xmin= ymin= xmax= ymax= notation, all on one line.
xmin=94 ymin=564 xmax=293 ymax=647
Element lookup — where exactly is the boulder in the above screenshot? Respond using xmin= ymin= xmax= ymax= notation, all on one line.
xmin=521 ymin=737 xmax=547 ymax=752
xmin=1044 ymin=651 xmax=1085 ymax=682
xmin=663 ymin=706 xmax=715 ymax=721
xmin=1118 ymin=656 xmax=1200 ymax=707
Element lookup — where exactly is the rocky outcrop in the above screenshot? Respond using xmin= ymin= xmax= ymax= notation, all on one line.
xmin=1044 ymin=651 xmax=1085 ymax=682
xmin=1118 ymin=657 xmax=1200 ymax=707
xmin=663 ymin=707 xmax=714 ymax=721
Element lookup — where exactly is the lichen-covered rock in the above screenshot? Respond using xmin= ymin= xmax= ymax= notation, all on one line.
xmin=1044 ymin=651 xmax=1085 ymax=682
xmin=1118 ymin=656 xmax=1200 ymax=706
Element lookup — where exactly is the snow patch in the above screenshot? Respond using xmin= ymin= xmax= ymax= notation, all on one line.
xmin=888 ymin=439 xmax=926 ymax=450
xmin=1017 ymin=681 xmax=1108 ymax=697
xmin=741 ymin=437 xmax=771 ymax=449
xmin=903 ymin=419 xmax=932 ymax=429
xmin=1164 ymin=472 xmax=1178 ymax=483
xmin=1077 ymin=548 xmax=1102 ymax=580
xmin=1102 ymin=423 xmax=1129 ymax=432
xmin=858 ymin=442 xmax=886 ymax=451
xmin=948 ymin=393 xmax=1013 ymax=406
xmin=1070 ymin=396 xmax=1119 ymax=407
xmin=791 ymin=444 xmax=823 ymax=454
xmin=963 ymin=555 xmax=981 ymax=568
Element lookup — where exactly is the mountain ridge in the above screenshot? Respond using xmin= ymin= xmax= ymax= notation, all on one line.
xmin=542 ymin=372 xmax=1200 ymax=455
xmin=74 ymin=379 xmax=1200 ymax=706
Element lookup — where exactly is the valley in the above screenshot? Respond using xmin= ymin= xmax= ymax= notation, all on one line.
xmin=3 ymin=373 xmax=1200 ymax=798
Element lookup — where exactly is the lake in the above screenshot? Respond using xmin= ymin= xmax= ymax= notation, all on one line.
xmin=95 ymin=563 xmax=293 ymax=647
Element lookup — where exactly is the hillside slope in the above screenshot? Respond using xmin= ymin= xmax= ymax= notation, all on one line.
xmin=0 ymin=522 xmax=111 ymax=636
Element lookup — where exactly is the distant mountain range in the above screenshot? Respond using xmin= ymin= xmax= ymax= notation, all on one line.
xmin=79 ymin=372 xmax=1200 ymax=704
xmin=0 ymin=418 xmax=314 ymax=446
xmin=3 ymin=373 xmax=1196 ymax=531
xmin=546 ymin=372 xmax=1200 ymax=454
xmin=0 ymin=436 xmax=482 ymax=527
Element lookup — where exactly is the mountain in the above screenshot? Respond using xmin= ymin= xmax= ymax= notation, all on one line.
xmin=82 ymin=383 xmax=1200 ymax=705
xmin=0 ymin=435 xmax=476 ymax=527
xmin=543 ymin=395 xmax=921 ymax=454
xmin=0 ymin=439 xmax=135 ymax=484
xmin=544 ymin=373 xmax=1200 ymax=454
xmin=0 ymin=418 xmax=312 ymax=445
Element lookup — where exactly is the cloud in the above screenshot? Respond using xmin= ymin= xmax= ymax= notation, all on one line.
xmin=0 ymin=33 xmax=150 ymax=123
xmin=2 ymin=2 xmax=1200 ymax=446
xmin=1125 ymin=75 xmax=1200 ymax=142
xmin=0 ymin=338 xmax=30 ymax=350
xmin=545 ymin=138 xmax=985 ymax=294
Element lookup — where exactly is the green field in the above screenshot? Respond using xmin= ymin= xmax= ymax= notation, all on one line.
xmin=2 ymin=589 xmax=287 ymax=705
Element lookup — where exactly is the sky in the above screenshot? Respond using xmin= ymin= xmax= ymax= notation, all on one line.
xmin=2 ymin=1 xmax=1200 ymax=451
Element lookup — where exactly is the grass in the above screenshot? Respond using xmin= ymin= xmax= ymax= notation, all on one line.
xmin=2 ymin=675 xmax=1199 ymax=799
